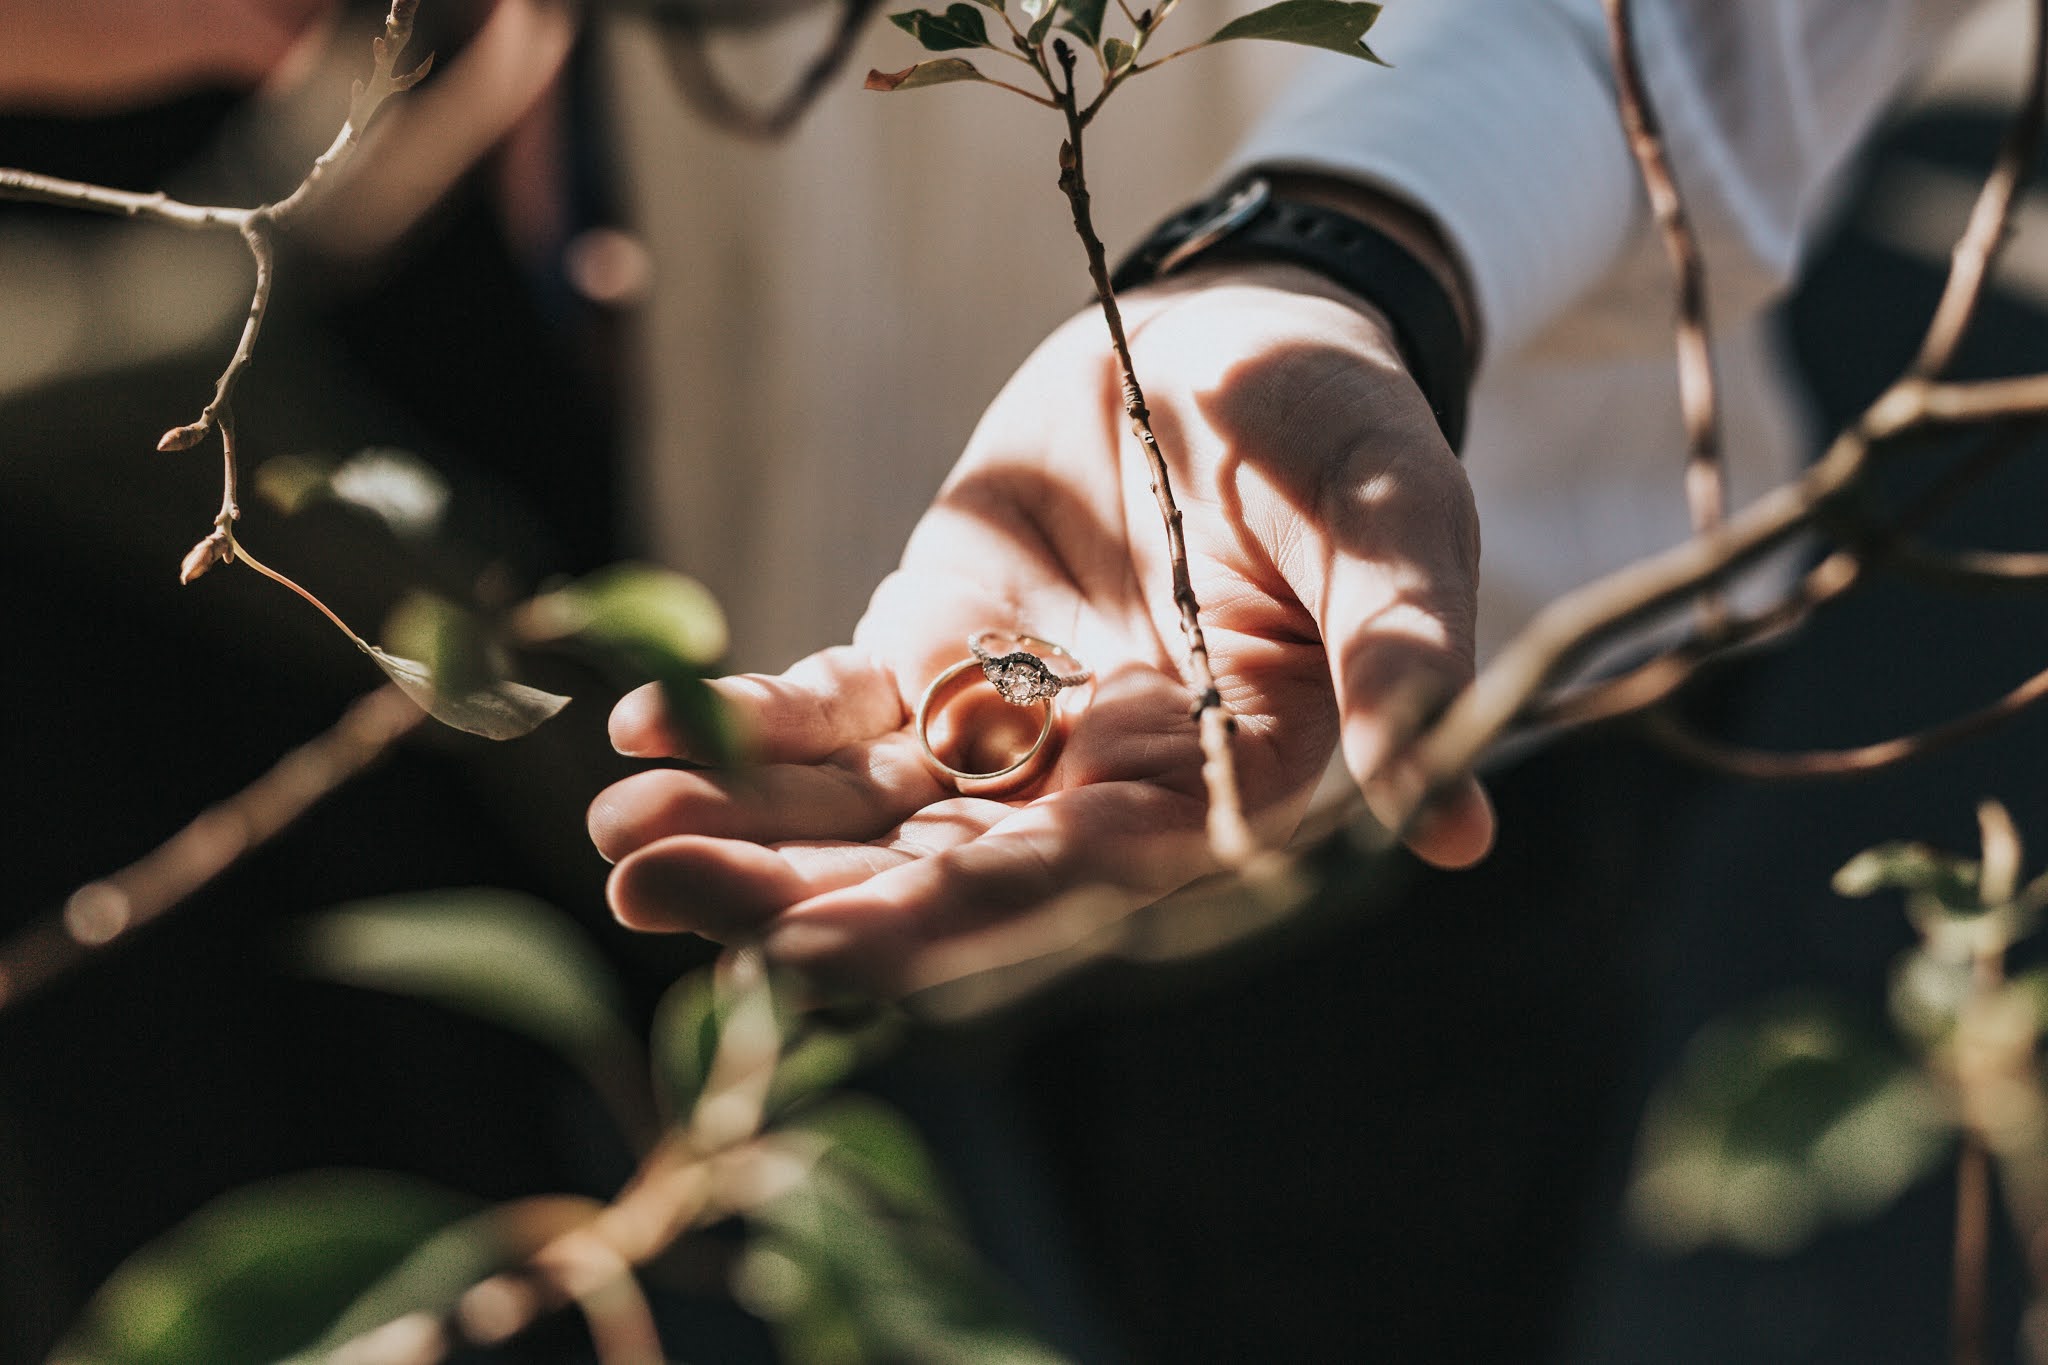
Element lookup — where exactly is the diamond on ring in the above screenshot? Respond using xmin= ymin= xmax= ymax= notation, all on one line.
xmin=966 ymin=631 xmax=1092 ymax=707
xmin=982 ymin=652 xmax=1062 ymax=705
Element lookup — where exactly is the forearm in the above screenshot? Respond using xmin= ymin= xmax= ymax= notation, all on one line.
xmin=1230 ymin=0 xmax=1976 ymax=365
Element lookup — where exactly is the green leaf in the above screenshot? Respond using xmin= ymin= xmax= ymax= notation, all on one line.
xmin=1888 ymin=946 xmax=1974 ymax=1044
xmin=368 ymin=647 xmax=570 ymax=741
xmin=1018 ymin=0 xmax=1055 ymax=43
xmin=301 ymin=890 xmax=637 ymax=1082
xmin=866 ymin=57 xmax=993 ymax=92
xmin=325 ymin=447 xmax=452 ymax=538
xmin=796 ymin=1099 xmax=957 ymax=1224
xmin=890 ymin=4 xmax=992 ymax=50
xmin=1102 ymin=35 xmax=1135 ymax=73
xmin=1627 ymin=998 xmax=1952 ymax=1256
xmin=1205 ymin=0 xmax=1389 ymax=64
xmin=283 ymin=1195 xmax=604 ymax=1363
xmin=521 ymin=562 xmax=735 ymax=765
xmin=651 ymin=968 xmax=724 ymax=1120
xmin=2008 ymin=966 xmax=2048 ymax=1035
xmin=1833 ymin=841 xmax=1983 ymax=913
xmin=1059 ymin=0 xmax=1106 ymax=46
xmin=767 ymin=1013 xmax=900 ymax=1115
xmin=733 ymin=1234 xmax=869 ymax=1365
xmin=50 ymin=1172 xmax=474 ymax=1365
xmin=653 ymin=967 xmax=898 ymax=1125
xmin=524 ymin=562 xmax=727 ymax=665
xmin=747 ymin=1099 xmax=1071 ymax=1365
xmin=382 ymin=591 xmax=497 ymax=704
xmin=254 ymin=447 xmax=451 ymax=540
xmin=252 ymin=453 xmax=335 ymax=516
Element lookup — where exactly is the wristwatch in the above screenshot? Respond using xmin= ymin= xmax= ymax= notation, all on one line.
xmin=1110 ymin=176 xmax=1473 ymax=452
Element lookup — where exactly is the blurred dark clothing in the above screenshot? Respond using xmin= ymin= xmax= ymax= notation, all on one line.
xmin=999 ymin=101 xmax=2048 ymax=1365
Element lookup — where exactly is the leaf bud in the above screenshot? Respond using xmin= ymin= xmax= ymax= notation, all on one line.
xmin=179 ymin=531 xmax=231 ymax=585
xmin=157 ymin=422 xmax=208 ymax=453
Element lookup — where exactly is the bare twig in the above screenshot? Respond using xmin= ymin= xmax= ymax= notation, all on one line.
xmin=1045 ymin=38 xmax=1257 ymax=867
xmin=1604 ymin=0 xmax=1727 ymax=622
xmin=1394 ymin=0 xmax=2048 ymax=834
xmin=1526 ymin=549 xmax=1864 ymax=732
xmin=1915 ymin=6 xmax=2048 ymax=379
xmin=0 ymin=686 xmax=424 ymax=1011
xmin=1639 ymin=653 xmax=2048 ymax=778
xmin=1923 ymin=373 xmax=2048 ymax=422
xmin=330 ymin=954 xmax=801 ymax=1365
xmin=1885 ymin=542 xmax=2048 ymax=589
xmin=1527 ymin=409 xmax=2048 ymax=732
xmin=0 ymin=0 xmax=431 ymax=617
xmin=1958 ymin=1134 xmax=1993 ymax=1365
xmin=0 ymin=1 xmax=430 ymax=460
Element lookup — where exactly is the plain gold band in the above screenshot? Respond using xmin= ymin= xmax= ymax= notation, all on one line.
xmin=915 ymin=655 xmax=1056 ymax=789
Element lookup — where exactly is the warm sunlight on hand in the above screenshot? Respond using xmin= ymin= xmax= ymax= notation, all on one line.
xmin=590 ymin=263 xmax=1493 ymax=992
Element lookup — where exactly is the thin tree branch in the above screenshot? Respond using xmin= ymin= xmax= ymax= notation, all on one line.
xmin=1639 ymin=652 xmax=2048 ymax=779
xmin=0 ymin=0 xmax=431 ymax=459
xmin=0 ymin=686 xmax=424 ymax=1012
xmin=332 ymin=954 xmax=800 ymax=1364
xmin=1885 ymin=541 xmax=2048 ymax=589
xmin=1525 ymin=549 xmax=1863 ymax=733
xmin=1923 ymin=373 xmax=2048 ymax=423
xmin=1528 ymin=408 xmax=2048 ymax=730
xmin=1604 ymin=0 xmax=1727 ymax=622
xmin=267 ymin=0 xmax=436 ymax=222
xmin=0 ymin=168 xmax=251 ymax=227
xmin=1048 ymin=39 xmax=1256 ymax=867
xmin=1957 ymin=1135 xmax=1992 ymax=1365
xmin=1914 ymin=2 xmax=2048 ymax=379
xmin=1395 ymin=0 xmax=2048 ymax=832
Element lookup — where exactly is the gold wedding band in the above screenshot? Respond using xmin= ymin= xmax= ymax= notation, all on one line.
xmin=915 ymin=631 xmax=1091 ymax=793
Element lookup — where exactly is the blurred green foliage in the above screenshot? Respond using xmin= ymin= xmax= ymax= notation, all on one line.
xmin=1630 ymin=802 xmax=2048 ymax=1259
xmin=55 ymin=893 xmax=1058 ymax=1362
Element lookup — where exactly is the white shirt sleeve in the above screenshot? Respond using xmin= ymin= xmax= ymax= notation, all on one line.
xmin=1228 ymin=0 xmax=1977 ymax=367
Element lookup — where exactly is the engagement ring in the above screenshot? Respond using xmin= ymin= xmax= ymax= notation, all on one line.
xmin=967 ymin=631 xmax=1093 ymax=704
xmin=916 ymin=631 xmax=1092 ymax=793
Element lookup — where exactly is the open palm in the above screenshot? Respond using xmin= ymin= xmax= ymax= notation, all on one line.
xmin=590 ymin=264 xmax=1491 ymax=991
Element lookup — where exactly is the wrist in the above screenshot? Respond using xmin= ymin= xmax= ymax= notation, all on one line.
xmin=1255 ymin=171 xmax=1480 ymax=367
xmin=1112 ymin=174 xmax=1476 ymax=451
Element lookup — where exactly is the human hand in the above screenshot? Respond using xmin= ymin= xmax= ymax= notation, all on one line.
xmin=591 ymin=261 xmax=1493 ymax=991
xmin=0 ymin=0 xmax=334 ymax=113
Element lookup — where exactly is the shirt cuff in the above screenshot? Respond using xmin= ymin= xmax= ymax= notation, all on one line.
xmin=1225 ymin=0 xmax=1642 ymax=369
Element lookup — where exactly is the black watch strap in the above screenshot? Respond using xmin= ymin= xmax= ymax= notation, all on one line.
xmin=1111 ymin=176 xmax=1473 ymax=452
